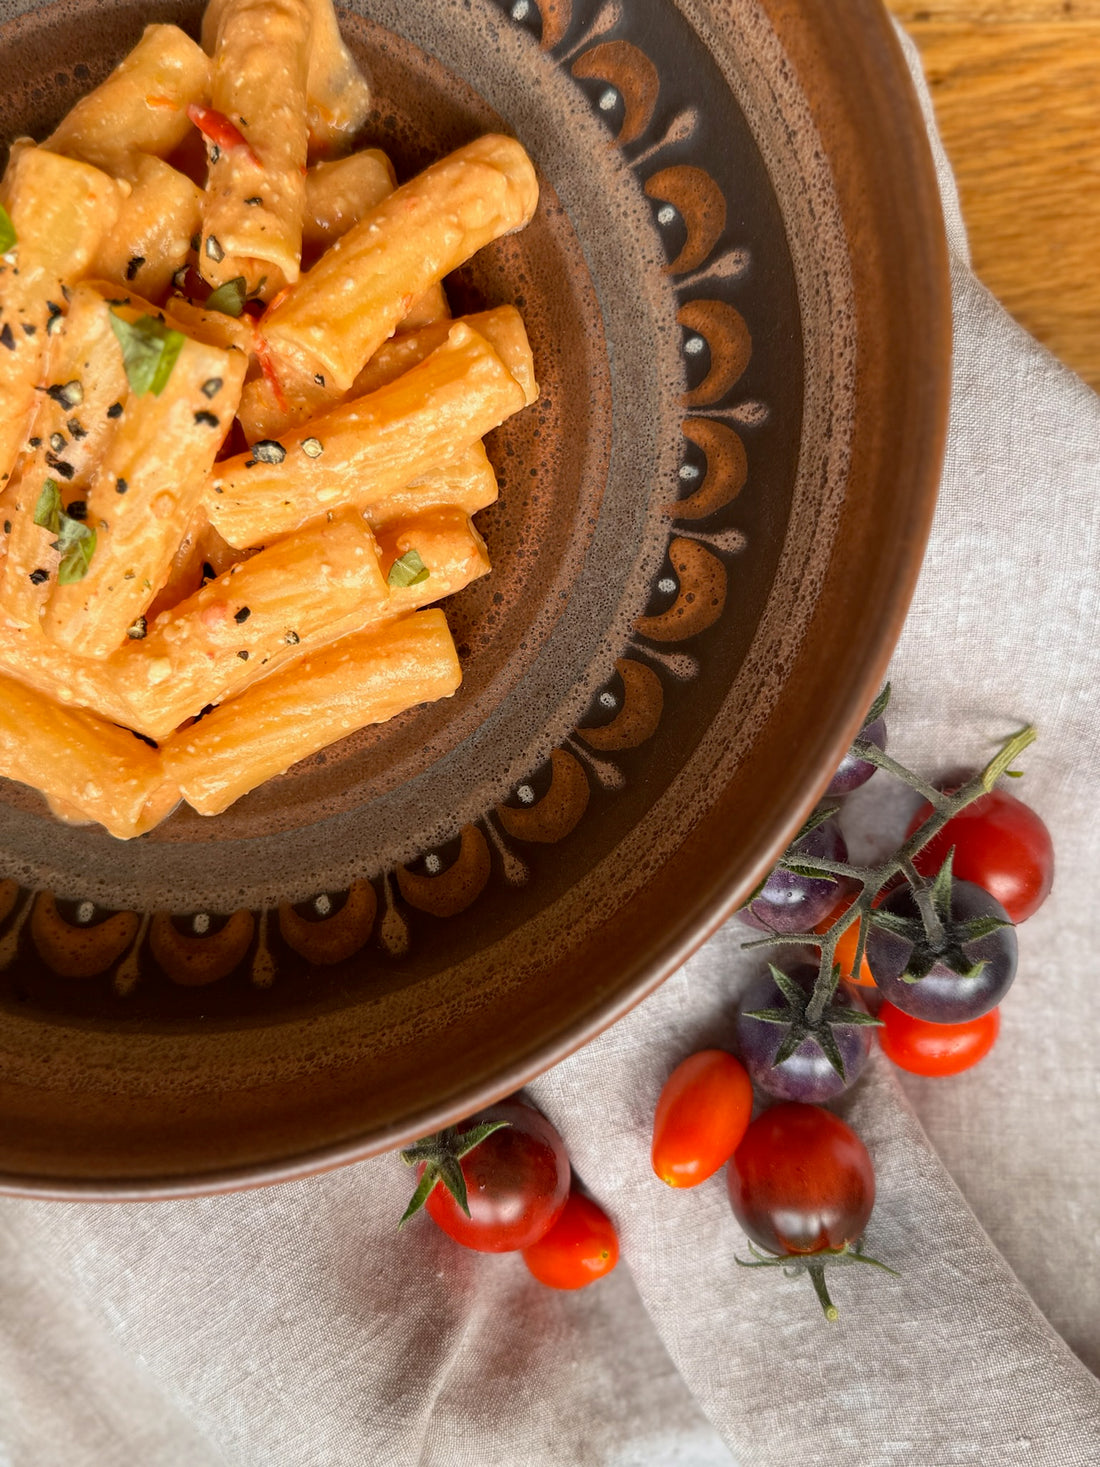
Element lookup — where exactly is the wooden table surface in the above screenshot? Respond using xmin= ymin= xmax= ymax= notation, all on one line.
xmin=886 ymin=0 xmax=1100 ymax=391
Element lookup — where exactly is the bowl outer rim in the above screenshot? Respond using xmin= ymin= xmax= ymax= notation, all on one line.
xmin=0 ymin=0 xmax=953 ymax=1199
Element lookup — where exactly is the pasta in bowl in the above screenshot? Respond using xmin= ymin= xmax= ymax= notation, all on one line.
xmin=0 ymin=1 xmax=539 ymax=837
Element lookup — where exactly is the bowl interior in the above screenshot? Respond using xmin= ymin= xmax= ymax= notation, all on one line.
xmin=0 ymin=0 xmax=948 ymax=1195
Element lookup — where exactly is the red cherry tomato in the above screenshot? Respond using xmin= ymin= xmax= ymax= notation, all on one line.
xmin=522 ymin=1191 xmax=619 ymax=1290
xmin=186 ymin=103 xmax=260 ymax=163
xmin=651 ymin=1050 xmax=753 ymax=1187
xmin=423 ymin=1099 xmax=570 ymax=1253
xmin=879 ymin=1001 xmax=999 ymax=1076
xmin=727 ymin=1102 xmax=874 ymax=1256
xmin=908 ymin=787 xmax=1053 ymax=923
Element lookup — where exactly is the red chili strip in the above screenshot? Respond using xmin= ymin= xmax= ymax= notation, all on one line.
xmin=187 ymin=104 xmax=261 ymax=166
xmin=251 ymin=328 xmax=289 ymax=415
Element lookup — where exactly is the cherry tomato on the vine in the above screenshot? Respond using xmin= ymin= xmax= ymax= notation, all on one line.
xmin=651 ymin=1050 xmax=753 ymax=1187
xmin=867 ymin=879 xmax=1017 ymax=1024
xmin=522 ymin=1191 xmax=619 ymax=1289
xmin=736 ymin=965 xmax=874 ymax=1104
xmin=418 ymin=1099 xmax=570 ymax=1253
xmin=727 ymin=1103 xmax=875 ymax=1257
xmin=879 ymin=1001 xmax=999 ymax=1076
xmin=739 ymin=819 xmax=849 ymax=934
xmin=908 ymin=787 xmax=1053 ymax=923
xmin=826 ymin=714 xmax=887 ymax=796
xmin=814 ymin=890 xmax=876 ymax=987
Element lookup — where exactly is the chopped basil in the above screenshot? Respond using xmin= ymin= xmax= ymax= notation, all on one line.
xmin=127 ymin=616 xmax=147 ymax=640
xmin=66 ymin=499 xmax=87 ymax=521
xmin=283 ymin=629 xmax=300 ymax=645
xmin=201 ymin=377 xmax=223 ymax=399
xmin=205 ymin=276 xmax=247 ymax=317
xmin=34 ymin=478 xmax=96 ymax=582
xmin=29 ymin=567 xmax=48 ymax=585
xmin=0 ymin=205 xmax=15 ymax=254
xmin=107 ymin=401 xmax=123 ymax=419
xmin=244 ymin=195 xmax=263 ymax=206
xmin=205 ymin=235 xmax=225 ymax=263
xmin=387 ymin=549 xmax=430 ymax=588
xmin=56 ymin=515 xmax=96 ymax=584
xmin=234 ymin=606 xmax=251 ymax=623
xmin=194 ymin=410 xmax=220 ymax=428
xmin=301 ymin=437 xmax=323 ymax=459
xmin=49 ymin=432 xmax=66 ymax=452
xmin=251 ymin=439 xmax=286 ymax=464
xmin=125 ymin=255 xmax=145 ymax=281
xmin=108 ymin=312 xmax=185 ymax=396
xmin=46 ymin=302 xmax=63 ymax=335
xmin=0 ymin=323 xmax=14 ymax=351
xmin=33 ymin=479 xmax=62 ymax=532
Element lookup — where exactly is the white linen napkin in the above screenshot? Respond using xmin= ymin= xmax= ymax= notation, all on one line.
xmin=1 ymin=24 xmax=1098 ymax=1467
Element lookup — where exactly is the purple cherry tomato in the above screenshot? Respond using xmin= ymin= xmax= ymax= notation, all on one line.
xmin=866 ymin=879 xmax=1017 ymax=1023
xmin=740 ymin=819 xmax=848 ymax=933
xmin=826 ymin=716 xmax=887 ymax=796
xmin=736 ymin=964 xmax=872 ymax=1102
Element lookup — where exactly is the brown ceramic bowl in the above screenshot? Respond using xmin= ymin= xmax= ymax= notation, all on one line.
xmin=0 ymin=0 xmax=949 ymax=1197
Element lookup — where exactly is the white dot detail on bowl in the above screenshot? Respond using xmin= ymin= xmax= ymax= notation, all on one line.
xmin=679 ymin=463 xmax=700 ymax=481
xmin=684 ymin=335 xmax=705 ymax=355
xmin=76 ymin=900 xmax=95 ymax=925
xmin=314 ymin=893 xmax=332 ymax=917
xmin=658 ymin=577 xmax=677 ymax=594
xmin=192 ymin=913 xmax=211 ymax=935
xmin=517 ymin=784 xmax=536 ymax=805
xmin=599 ymin=691 xmax=617 ymax=709
xmin=510 ymin=0 xmax=529 ymax=16
xmin=657 ymin=205 xmax=676 ymax=225
xmin=424 ymin=853 xmax=442 ymax=874
xmin=598 ymin=88 xmax=618 ymax=111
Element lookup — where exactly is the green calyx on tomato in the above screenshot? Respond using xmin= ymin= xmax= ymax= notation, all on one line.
xmin=735 ymin=1239 xmax=899 ymax=1322
xmin=867 ymin=850 xmax=1012 ymax=985
xmin=398 ymin=1119 xmax=511 ymax=1226
xmin=743 ymin=961 xmax=881 ymax=1081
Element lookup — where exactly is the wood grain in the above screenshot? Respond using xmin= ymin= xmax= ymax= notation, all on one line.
xmin=886 ymin=2 xmax=1100 ymax=389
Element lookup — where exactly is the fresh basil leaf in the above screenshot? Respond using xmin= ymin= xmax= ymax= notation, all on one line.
xmin=387 ymin=549 xmax=429 ymax=588
xmin=108 ymin=312 xmax=186 ymax=396
xmin=0 ymin=204 xmax=16 ymax=254
xmin=56 ymin=517 xmax=96 ymax=584
xmin=33 ymin=478 xmax=62 ymax=533
xmin=205 ymin=277 xmax=247 ymax=317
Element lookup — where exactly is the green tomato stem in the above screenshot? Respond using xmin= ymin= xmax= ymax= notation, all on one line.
xmin=807 ymin=1261 xmax=839 ymax=1321
xmin=850 ymin=740 xmax=947 ymax=808
xmin=900 ymin=857 xmax=945 ymax=951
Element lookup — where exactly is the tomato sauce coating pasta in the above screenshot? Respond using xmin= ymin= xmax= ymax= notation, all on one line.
xmin=0 ymin=0 xmax=539 ymax=837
